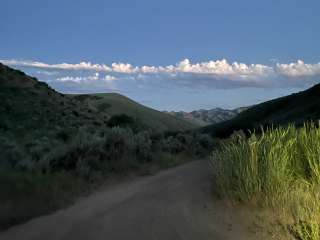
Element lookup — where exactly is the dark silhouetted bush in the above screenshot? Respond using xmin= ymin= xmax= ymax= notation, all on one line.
xmin=0 ymin=136 xmax=25 ymax=168
xmin=107 ymin=114 xmax=135 ymax=128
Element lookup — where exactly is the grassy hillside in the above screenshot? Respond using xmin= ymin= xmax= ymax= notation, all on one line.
xmin=72 ymin=93 xmax=196 ymax=132
xmin=201 ymin=83 xmax=320 ymax=137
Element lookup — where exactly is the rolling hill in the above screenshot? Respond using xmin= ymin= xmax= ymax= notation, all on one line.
xmin=0 ymin=63 xmax=195 ymax=144
xmin=201 ymin=83 xmax=320 ymax=138
xmin=72 ymin=93 xmax=196 ymax=132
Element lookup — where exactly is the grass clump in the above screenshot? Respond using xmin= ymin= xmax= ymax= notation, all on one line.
xmin=211 ymin=124 xmax=320 ymax=240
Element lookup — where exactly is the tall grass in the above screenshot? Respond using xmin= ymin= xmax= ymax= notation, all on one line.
xmin=211 ymin=124 xmax=320 ymax=240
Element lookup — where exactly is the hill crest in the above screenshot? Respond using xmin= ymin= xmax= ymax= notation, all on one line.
xmin=201 ymin=83 xmax=320 ymax=137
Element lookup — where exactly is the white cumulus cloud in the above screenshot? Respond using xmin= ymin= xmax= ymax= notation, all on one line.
xmin=103 ymin=75 xmax=117 ymax=82
xmin=1 ymin=58 xmax=320 ymax=91
xmin=276 ymin=60 xmax=320 ymax=77
xmin=56 ymin=72 xmax=117 ymax=83
xmin=0 ymin=58 xmax=273 ymax=77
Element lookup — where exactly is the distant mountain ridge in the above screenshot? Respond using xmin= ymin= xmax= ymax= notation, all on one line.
xmin=164 ymin=107 xmax=249 ymax=126
xmin=201 ymin=83 xmax=320 ymax=138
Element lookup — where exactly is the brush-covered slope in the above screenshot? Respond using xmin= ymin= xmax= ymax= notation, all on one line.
xmin=73 ymin=93 xmax=196 ymax=132
xmin=201 ymin=83 xmax=320 ymax=138
xmin=0 ymin=63 xmax=109 ymax=142
xmin=0 ymin=63 xmax=194 ymax=144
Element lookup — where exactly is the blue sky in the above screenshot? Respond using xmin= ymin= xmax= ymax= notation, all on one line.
xmin=1 ymin=0 xmax=320 ymax=111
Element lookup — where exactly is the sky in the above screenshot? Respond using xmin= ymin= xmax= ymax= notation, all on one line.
xmin=1 ymin=0 xmax=320 ymax=111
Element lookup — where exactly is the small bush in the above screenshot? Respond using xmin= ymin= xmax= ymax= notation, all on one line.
xmin=0 ymin=137 xmax=25 ymax=168
xmin=25 ymin=137 xmax=52 ymax=162
xmin=134 ymin=131 xmax=152 ymax=162
xmin=107 ymin=114 xmax=135 ymax=128
xmin=55 ymin=128 xmax=73 ymax=142
xmin=103 ymin=128 xmax=134 ymax=159
xmin=161 ymin=136 xmax=184 ymax=154
xmin=44 ymin=129 xmax=104 ymax=173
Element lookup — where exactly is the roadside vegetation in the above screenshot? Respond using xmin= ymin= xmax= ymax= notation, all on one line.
xmin=211 ymin=124 xmax=320 ymax=240
xmin=0 ymin=121 xmax=214 ymax=230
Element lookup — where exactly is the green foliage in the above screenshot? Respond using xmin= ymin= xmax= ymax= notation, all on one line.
xmin=45 ymin=130 xmax=104 ymax=173
xmin=55 ymin=128 xmax=74 ymax=142
xmin=160 ymin=132 xmax=215 ymax=157
xmin=133 ymin=131 xmax=152 ymax=161
xmin=211 ymin=124 xmax=320 ymax=239
xmin=0 ymin=169 xmax=86 ymax=230
xmin=161 ymin=136 xmax=184 ymax=154
xmin=42 ymin=127 xmax=154 ymax=175
xmin=107 ymin=114 xmax=136 ymax=128
xmin=0 ymin=136 xmax=25 ymax=168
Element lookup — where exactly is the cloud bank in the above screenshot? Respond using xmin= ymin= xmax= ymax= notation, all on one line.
xmin=276 ymin=60 xmax=320 ymax=77
xmin=1 ymin=58 xmax=320 ymax=92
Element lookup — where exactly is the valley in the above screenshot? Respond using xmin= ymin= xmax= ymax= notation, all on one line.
xmin=1 ymin=64 xmax=320 ymax=240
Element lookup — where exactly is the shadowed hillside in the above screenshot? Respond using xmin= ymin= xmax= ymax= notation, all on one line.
xmin=0 ymin=63 xmax=109 ymax=143
xmin=201 ymin=84 xmax=320 ymax=137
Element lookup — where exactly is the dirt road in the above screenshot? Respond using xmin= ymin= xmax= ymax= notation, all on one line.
xmin=0 ymin=161 xmax=253 ymax=240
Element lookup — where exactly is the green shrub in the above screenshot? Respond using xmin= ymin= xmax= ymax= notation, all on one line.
xmin=134 ymin=131 xmax=152 ymax=162
xmin=25 ymin=137 xmax=52 ymax=162
xmin=176 ymin=133 xmax=193 ymax=146
xmin=103 ymin=127 xmax=134 ymax=159
xmin=158 ymin=132 xmax=215 ymax=157
xmin=44 ymin=127 xmax=153 ymax=175
xmin=189 ymin=133 xmax=214 ymax=156
xmin=55 ymin=128 xmax=74 ymax=142
xmin=161 ymin=136 xmax=184 ymax=154
xmin=0 ymin=136 xmax=25 ymax=168
xmin=44 ymin=129 xmax=104 ymax=173
xmin=107 ymin=114 xmax=135 ymax=128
